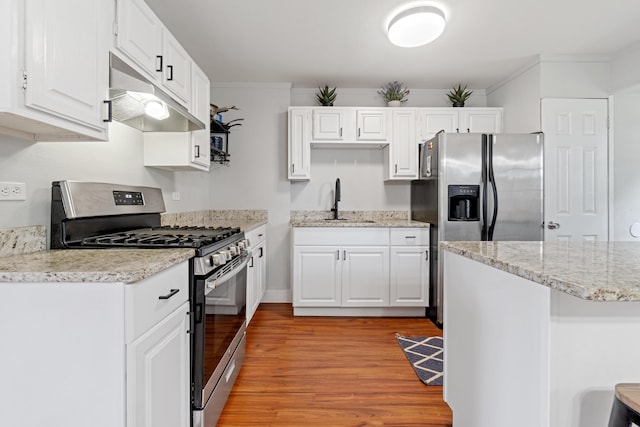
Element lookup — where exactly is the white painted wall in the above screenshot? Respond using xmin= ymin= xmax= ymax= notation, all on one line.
xmin=486 ymin=61 xmax=542 ymax=133
xmin=291 ymin=88 xmax=488 ymax=108
xmin=209 ymin=83 xmax=292 ymax=301
xmin=611 ymin=41 xmax=640 ymax=92
xmin=0 ymin=122 xmax=210 ymax=233
xmin=539 ymin=57 xmax=611 ymax=98
xmin=611 ymin=91 xmax=640 ymax=241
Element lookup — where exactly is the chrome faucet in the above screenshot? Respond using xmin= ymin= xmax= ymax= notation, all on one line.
xmin=331 ymin=178 xmax=341 ymax=220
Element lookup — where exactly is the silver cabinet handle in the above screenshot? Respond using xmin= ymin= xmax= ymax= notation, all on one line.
xmin=357 ymin=128 xmax=361 ymax=137
xmin=547 ymin=221 xmax=560 ymax=230
xmin=336 ymin=250 xmax=340 ymax=260
xmin=394 ymin=164 xmax=398 ymax=174
xmin=339 ymin=128 xmax=343 ymax=137
xmin=291 ymin=164 xmax=295 ymax=173
xmin=405 ymin=236 xmax=416 ymax=239
xmin=343 ymin=250 xmax=346 ymax=261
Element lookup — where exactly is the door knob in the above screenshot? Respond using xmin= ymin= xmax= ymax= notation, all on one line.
xmin=547 ymin=221 xmax=560 ymax=230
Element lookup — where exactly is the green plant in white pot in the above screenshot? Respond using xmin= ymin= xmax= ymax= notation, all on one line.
xmin=378 ymin=81 xmax=409 ymax=106
xmin=316 ymin=85 xmax=337 ymax=106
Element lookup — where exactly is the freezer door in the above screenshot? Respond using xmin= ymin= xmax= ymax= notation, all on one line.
xmin=487 ymin=133 xmax=544 ymax=241
xmin=439 ymin=133 xmax=484 ymax=242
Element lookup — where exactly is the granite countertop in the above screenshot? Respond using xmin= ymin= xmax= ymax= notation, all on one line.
xmin=0 ymin=249 xmax=195 ymax=284
xmin=161 ymin=210 xmax=267 ymax=232
xmin=290 ymin=210 xmax=430 ymax=228
xmin=440 ymin=241 xmax=640 ymax=302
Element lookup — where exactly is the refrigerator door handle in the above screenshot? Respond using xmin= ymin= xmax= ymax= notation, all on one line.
xmin=481 ymin=134 xmax=489 ymax=241
xmin=487 ymin=134 xmax=499 ymax=241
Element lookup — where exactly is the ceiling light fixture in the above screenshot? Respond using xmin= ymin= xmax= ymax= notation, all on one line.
xmin=387 ymin=6 xmax=446 ymax=48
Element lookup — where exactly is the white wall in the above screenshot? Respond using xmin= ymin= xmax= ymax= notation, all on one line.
xmin=611 ymin=41 xmax=640 ymax=92
xmin=539 ymin=57 xmax=610 ymax=98
xmin=209 ymin=83 xmax=292 ymax=301
xmin=486 ymin=61 xmax=542 ymax=133
xmin=611 ymin=92 xmax=640 ymax=240
xmin=0 ymin=122 xmax=210 ymax=232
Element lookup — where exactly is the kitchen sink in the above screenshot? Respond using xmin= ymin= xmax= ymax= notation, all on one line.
xmin=324 ymin=219 xmax=376 ymax=223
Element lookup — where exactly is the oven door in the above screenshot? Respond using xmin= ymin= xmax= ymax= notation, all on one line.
xmin=192 ymin=253 xmax=249 ymax=410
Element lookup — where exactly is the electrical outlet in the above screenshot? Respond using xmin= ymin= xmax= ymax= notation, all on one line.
xmin=171 ymin=192 xmax=181 ymax=201
xmin=0 ymin=182 xmax=26 ymax=201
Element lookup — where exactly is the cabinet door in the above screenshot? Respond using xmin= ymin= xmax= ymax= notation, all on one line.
xmin=115 ymin=0 xmax=163 ymax=82
xmin=293 ymin=246 xmax=340 ymax=307
xmin=356 ymin=110 xmax=387 ymax=141
xmin=390 ymin=246 xmax=429 ymax=306
xmin=24 ymin=0 xmax=109 ymax=136
xmin=418 ymin=109 xmax=458 ymax=141
xmin=312 ymin=109 xmax=345 ymax=141
xmin=256 ymin=241 xmax=266 ymax=303
xmin=288 ymin=108 xmax=311 ymax=180
xmin=341 ymin=246 xmax=390 ymax=306
xmin=247 ymin=240 xmax=266 ymax=324
xmin=162 ymin=29 xmax=191 ymax=107
xmin=246 ymin=251 xmax=256 ymax=324
xmin=127 ymin=303 xmax=190 ymax=427
xmin=459 ymin=108 xmax=503 ymax=133
xmin=190 ymin=64 xmax=210 ymax=168
xmin=389 ymin=109 xmax=418 ymax=179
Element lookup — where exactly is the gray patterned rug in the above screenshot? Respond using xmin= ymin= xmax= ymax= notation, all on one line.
xmin=395 ymin=334 xmax=444 ymax=386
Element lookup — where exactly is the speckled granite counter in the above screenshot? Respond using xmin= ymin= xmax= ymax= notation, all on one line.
xmin=440 ymin=241 xmax=640 ymax=301
xmin=290 ymin=210 xmax=429 ymax=228
xmin=162 ymin=209 xmax=267 ymax=232
xmin=0 ymin=248 xmax=194 ymax=284
xmin=0 ymin=226 xmax=46 ymax=257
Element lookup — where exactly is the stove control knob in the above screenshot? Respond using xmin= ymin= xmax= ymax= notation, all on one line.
xmin=220 ymin=250 xmax=231 ymax=261
xmin=212 ymin=254 xmax=225 ymax=266
xmin=229 ymin=246 xmax=238 ymax=256
xmin=237 ymin=241 xmax=246 ymax=250
xmin=207 ymin=255 xmax=215 ymax=266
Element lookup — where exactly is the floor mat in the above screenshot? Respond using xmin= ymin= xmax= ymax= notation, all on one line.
xmin=395 ymin=334 xmax=444 ymax=386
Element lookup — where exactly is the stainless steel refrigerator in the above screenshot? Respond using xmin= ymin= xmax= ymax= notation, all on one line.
xmin=411 ymin=132 xmax=544 ymax=326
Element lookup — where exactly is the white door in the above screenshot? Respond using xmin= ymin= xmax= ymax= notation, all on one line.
xmin=356 ymin=110 xmax=387 ymax=141
xmin=312 ymin=109 xmax=345 ymax=140
xmin=127 ymin=303 xmax=190 ymax=427
xmin=25 ymin=0 xmax=109 ymax=134
xmin=162 ymin=29 xmax=191 ymax=107
xmin=292 ymin=246 xmax=340 ymax=306
xmin=541 ymin=98 xmax=608 ymax=241
xmin=288 ymin=108 xmax=311 ymax=180
xmin=341 ymin=246 xmax=390 ymax=306
xmin=418 ymin=109 xmax=458 ymax=141
xmin=389 ymin=246 xmax=429 ymax=306
xmin=390 ymin=109 xmax=418 ymax=178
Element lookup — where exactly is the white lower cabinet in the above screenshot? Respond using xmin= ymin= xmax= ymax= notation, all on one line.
xmin=0 ymin=261 xmax=191 ymax=427
xmin=389 ymin=228 xmax=429 ymax=306
xmin=292 ymin=227 xmax=428 ymax=315
xmin=127 ymin=301 xmax=190 ymax=427
xmin=246 ymin=224 xmax=267 ymax=324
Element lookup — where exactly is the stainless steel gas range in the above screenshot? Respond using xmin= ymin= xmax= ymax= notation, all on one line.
xmin=50 ymin=180 xmax=250 ymax=427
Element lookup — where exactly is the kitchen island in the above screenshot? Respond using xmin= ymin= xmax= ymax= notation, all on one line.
xmin=440 ymin=241 xmax=640 ymax=427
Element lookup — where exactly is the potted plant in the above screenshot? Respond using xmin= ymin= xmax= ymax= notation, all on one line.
xmin=378 ymin=81 xmax=410 ymax=106
xmin=316 ymin=85 xmax=337 ymax=106
xmin=446 ymin=84 xmax=473 ymax=107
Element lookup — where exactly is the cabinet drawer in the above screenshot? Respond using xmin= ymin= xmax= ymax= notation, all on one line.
xmin=124 ymin=261 xmax=189 ymax=342
xmin=293 ymin=227 xmax=389 ymax=246
xmin=246 ymin=224 xmax=266 ymax=246
xmin=390 ymin=228 xmax=429 ymax=246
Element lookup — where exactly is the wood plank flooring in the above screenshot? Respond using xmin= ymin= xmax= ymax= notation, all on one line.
xmin=217 ymin=304 xmax=452 ymax=427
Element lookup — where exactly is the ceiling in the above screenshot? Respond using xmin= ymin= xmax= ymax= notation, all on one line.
xmin=145 ymin=0 xmax=640 ymax=90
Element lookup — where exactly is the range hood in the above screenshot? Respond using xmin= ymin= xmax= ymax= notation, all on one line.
xmin=108 ymin=54 xmax=205 ymax=132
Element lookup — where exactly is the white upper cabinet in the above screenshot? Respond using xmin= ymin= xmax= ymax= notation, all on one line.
xmin=114 ymin=0 xmax=163 ymax=82
xmin=115 ymin=0 xmax=191 ymax=107
xmin=312 ymin=109 xmax=345 ymax=141
xmin=288 ymin=108 xmax=311 ymax=180
xmin=417 ymin=107 xmax=503 ymax=141
xmin=459 ymin=108 xmax=503 ymax=133
xmin=356 ymin=109 xmax=388 ymax=141
xmin=0 ymin=0 xmax=110 ymax=141
xmin=162 ymin=31 xmax=191 ymax=107
xmin=417 ymin=109 xmax=459 ymax=141
xmin=188 ymin=63 xmax=210 ymax=169
xmin=384 ymin=109 xmax=418 ymax=180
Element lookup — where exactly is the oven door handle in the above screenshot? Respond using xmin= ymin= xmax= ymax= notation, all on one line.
xmin=206 ymin=253 xmax=251 ymax=291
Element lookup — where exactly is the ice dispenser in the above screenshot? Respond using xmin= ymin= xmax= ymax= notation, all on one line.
xmin=448 ymin=185 xmax=479 ymax=221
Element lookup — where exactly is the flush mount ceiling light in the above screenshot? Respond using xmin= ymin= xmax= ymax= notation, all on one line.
xmin=387 ymin=6 xmax=446 ymax=48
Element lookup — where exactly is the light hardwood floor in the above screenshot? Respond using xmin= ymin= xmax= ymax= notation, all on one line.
xmin=217 ymin=303 xmax=453 ymax=427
